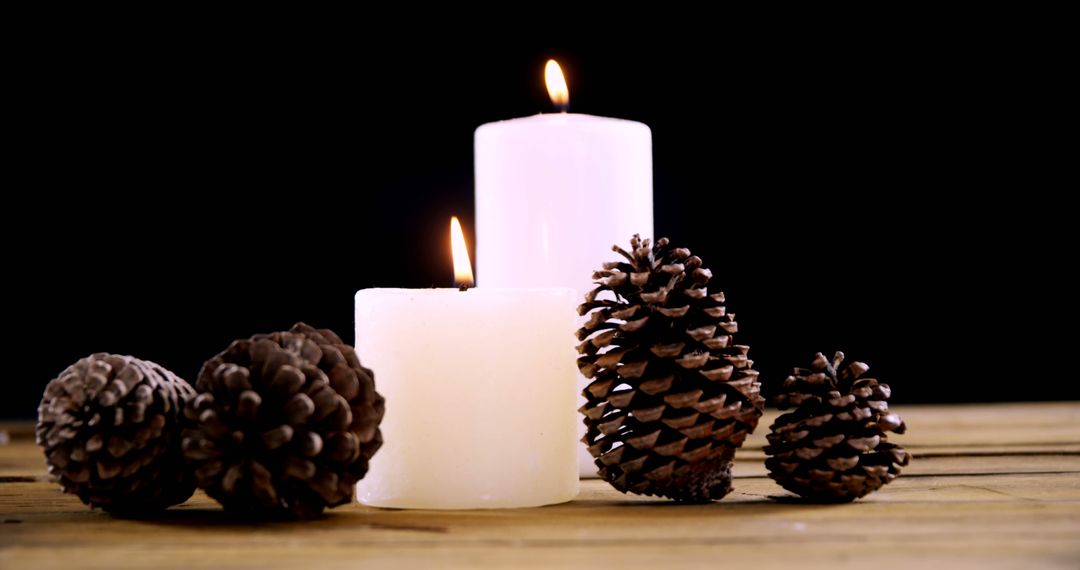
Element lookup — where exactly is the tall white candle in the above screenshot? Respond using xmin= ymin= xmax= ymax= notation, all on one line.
xmin=354 ymin=220 xmax=579 ymax=509
xmin=474 ymin=63 xmax=653 ymax=476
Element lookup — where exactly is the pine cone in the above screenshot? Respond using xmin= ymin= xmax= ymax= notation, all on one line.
xmin=764 ymin=352 xmax=910 ymax=502
xmin=578 ymin=235 xmax=765 ymax=502
xmin=183 ymin=323 xmax=385 ymax=518
xmin=36 ymin=353 xmax=196 ymax=514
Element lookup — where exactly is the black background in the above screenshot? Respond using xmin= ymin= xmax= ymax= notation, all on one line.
xmin=5 ymin=42 xmax=1072 ymax=419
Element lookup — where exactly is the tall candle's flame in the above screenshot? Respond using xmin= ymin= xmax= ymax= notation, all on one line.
xmin=450 ymin=216 xmax=474 ymax=289
xmin=545 ymin=59 xmax=569 ymax=112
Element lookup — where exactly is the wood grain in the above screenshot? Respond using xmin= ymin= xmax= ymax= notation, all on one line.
xmin=2 ymin=403 xmax=1078 ymax=570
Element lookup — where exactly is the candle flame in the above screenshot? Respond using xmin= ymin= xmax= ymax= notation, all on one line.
xmin=450 ymin=216 xmax=474 ymax=289
xmin=545 ymin=59 xmax=569 ymax=112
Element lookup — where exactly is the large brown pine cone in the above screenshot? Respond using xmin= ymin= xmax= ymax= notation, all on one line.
xmin=764 ymin=351 xmax=910 ymax=502
xmin=578 ymin=235 xmax=765 ymax=502
xmin=182 ymin=323 xmax=384 ymax=518
xmin=36 ymin=353 xmax=196 ymax=514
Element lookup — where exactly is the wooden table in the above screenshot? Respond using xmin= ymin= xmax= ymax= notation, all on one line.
xmin=2 ymin=403 xmax=1078 ymax=569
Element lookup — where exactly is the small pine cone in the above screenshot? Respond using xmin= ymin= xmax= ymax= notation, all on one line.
xmin=764 ymin=352 xmax=910 ymax=502
xmin=36 ymin=353 xmax=196 ymax=514
xmin=183 ymin=323 xmax=385 ymax=518
xmin=578 ymin=235 xmax=765 ymax=502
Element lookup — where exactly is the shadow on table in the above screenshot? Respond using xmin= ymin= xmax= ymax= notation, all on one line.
xmin=118 ymin=504 xmax=352 ymax=528
xmin=125 ymin=491 xmax=851 ymax=531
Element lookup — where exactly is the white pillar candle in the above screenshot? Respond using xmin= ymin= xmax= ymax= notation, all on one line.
xmin=474 ymin=68 xmax=653 ymax=476
xmin=353 ymin=285 xmax=579 ymax=509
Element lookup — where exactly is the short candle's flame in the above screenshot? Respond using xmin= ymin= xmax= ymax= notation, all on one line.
xmin=545 ymin=59 xmax=569 ymax=112
xmin=450 ymin=216 xmax=474 ymax=289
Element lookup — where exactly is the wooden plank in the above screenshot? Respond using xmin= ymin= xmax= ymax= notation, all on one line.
xmin=2 ymin=403 xmax=1079 ymax=570
xmin=743 ymin=402 xmax=1080 ymax=450
xmin=0 ymin=443 xmax=43 ymax=479
xmin=731 ymin=452 xmax=1080 ymax=479
xmin=1 ymin=475 xmax=1078 ymax=570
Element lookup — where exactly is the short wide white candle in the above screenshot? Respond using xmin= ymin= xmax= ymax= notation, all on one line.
xmin=354 ymin=288 xmax=579 ymax=509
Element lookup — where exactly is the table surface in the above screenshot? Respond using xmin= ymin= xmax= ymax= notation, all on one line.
xmin=1 ymin=402 xmax=1078 ymax=570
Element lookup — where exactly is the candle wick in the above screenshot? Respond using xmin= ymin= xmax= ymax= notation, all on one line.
xmin=457 ymin=283 xmax=470 ymax=292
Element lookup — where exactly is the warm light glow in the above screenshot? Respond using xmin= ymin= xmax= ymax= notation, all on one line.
xmin=545 ymin=59 xmax=569 ymax=111
xmin=450 ymin=216 xmax=474 ymax=288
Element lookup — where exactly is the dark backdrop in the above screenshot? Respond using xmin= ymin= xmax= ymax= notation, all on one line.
xmin=5 ymin=43 xmax=1072 ymax=418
